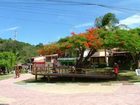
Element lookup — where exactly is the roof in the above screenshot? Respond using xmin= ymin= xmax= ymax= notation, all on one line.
xmin=58 ymin=58 xmax=77 ymax=61
xmin=91 ymin=51 xmax=110 ymax=57
xmin=46 ymin=54 xmax=58 ymax=57
xmin=112 ymin=51 xmax=129 ymax=54
xmin=33 ymin=56 xmax=46 ymax=62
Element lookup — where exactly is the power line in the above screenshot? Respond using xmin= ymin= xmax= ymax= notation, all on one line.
xmin=0 ymin=6 xmax=91 ymax=18
xmin=0 ymin=0 xmax=139 ymax=26
xmin=0 ymin=2 xmax=95 ymax=24
xmin=31 ymin=0 xmax=140 ymax=12
xmin=0 ymin=0 xmax=139 ymax=14
xmin=0 ymin=1 xmax=137 ymax=22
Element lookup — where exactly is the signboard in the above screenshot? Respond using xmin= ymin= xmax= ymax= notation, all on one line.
xmin=135 ymin=69 xmax=140 ymax=76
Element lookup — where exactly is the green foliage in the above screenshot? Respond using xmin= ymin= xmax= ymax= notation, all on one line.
xmin=35 ymin=43 xmax=44 ymax=48
xmin=98 ymin=29 xmax=140 ymax=53
xmin=0 ymin=52 xmax=16 ymax=70
xmin=102 ymin=13 xmax=119 ymax=27
xmin=95 ymin=12 xmax=119 ymax=29
xmin=98 ymin=28 xmax=140 ymax=69
xmin=0 ymin=38 xmax=38 ymax=64
xmin=95 ymin=16 xmax=103 ymax=28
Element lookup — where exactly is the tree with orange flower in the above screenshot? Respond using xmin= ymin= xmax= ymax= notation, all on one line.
xmin=58 ymin=28 xmax=102 ymax=68
xmin=38 ymin=43 xmax=64 ymax=56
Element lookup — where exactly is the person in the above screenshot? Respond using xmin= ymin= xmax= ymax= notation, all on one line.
xmin=15 ymin=65 xmax=22 ymax=78
xmin=0 ymin=68 xmax=2 ymax=74
xmin=113 ymin=62 xmax=119 ymax=78
xmin=52 ymin=59 xmax=58 ymax=73
xmin=71 ymin=66 xmax=76 ymax=73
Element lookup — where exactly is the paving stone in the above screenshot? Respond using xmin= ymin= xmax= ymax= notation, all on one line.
xmin=0 ymin=74 xmax=140 ymax=105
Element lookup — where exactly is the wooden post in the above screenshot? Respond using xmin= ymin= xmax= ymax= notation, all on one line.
xmin=35 ymin=67 xmax=37 ymax=81
xmin=35 ymin=74 xmax=37 ymax=81
xmin=72 ymin=77 xmax=75 ymax=81
xmin=47 ymin=65 xmax=50 ymax=82
xmin=47 ymin=75 xmax=50 ymax=82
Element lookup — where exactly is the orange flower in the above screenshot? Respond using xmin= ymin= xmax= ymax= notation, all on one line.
xmin=84 ymin=42 xmax=89 ymax=48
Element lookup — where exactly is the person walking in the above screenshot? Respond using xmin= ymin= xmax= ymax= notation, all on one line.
xmin=15 ymin=65 xmax=22 ymax=78
xmin=113 ymin=62 xmax=119 ymax=78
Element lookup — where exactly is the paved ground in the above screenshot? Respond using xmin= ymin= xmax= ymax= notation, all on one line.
xmin=0 ymin=74 xmax=140 ymax=105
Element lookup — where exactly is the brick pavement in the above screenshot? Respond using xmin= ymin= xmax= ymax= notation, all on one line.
xmin=0 ymin=74 xmax=140 ymax=105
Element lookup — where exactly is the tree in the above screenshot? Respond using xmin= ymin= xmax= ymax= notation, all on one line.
xmin=95 ymin=16 xmax=103 ymax=28
xmin=98 ymin=28 xmax=140 ymax=69
xmin=62 ymin=28 xmax=102 ymax=68
xmin=95 ymin=13 xmax=119 ymax=66
xmin=0 ymin=52 xmax=16 ymax=73
xmin=36 ymin=43 xmax=44 ymax=48
xmin=102 ymin=13 xmax=119 ymax=28
xmin=20 ymin=46 xmax=37 ymax=63
xmin=38 ymin=43 xmax=64 ymax=56
xmin=95 ymin=13 xmax=119 ymax=29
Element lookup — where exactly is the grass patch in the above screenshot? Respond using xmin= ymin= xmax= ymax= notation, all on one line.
xmin=118 ymin=70 xmax=140 ymax=82
xmin=0 ymin=74 xmax=14 ymax=81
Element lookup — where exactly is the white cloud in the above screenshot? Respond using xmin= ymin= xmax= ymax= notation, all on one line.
xmin=0 ymin=26 xmax=19 ymax=35
xmin=120 ymin=14 xmax=140 ymax=26
xmin=73 ymin=22 xmax=93 ymax=28
xmin=5 ymin=26 xmax=19 ymax=31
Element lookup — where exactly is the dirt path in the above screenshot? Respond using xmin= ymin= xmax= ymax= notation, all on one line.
xmin=0 ymin=74 xmax=140 ymax=105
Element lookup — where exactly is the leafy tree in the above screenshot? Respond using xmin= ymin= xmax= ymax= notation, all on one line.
xmin=19 ymin=46 xmax=37 ymax=63
xmin=102 ymin=13 xmax=119 ymax=28
xmin=98 ymin=28 xmax=140 ymax=69
xmin=95 ymin=12 xmax=119 ymax=29
xmin=95 ymin=13 xmax=119 ymax=66
xmin=0 ymin=52 xmax=16 ymax=73
xmin=62 ymin=28 xmax=102 ymax=68
xmin=129 ymin=28 xmax=140 ymax=36
xmin=95 ymin=16 xmax=103 ymax=28
xmin=36 ymin=43 xmax=44 ymax=48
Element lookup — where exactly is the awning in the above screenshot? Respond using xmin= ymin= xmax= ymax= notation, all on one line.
xmin=113 ymin=51 xmax=129 ymax=56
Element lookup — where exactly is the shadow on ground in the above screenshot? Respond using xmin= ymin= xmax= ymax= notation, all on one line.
xmin=19 ymin=76 xmax=119 ymax=84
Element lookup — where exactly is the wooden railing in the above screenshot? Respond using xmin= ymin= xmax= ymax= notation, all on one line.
xmin=31 ymin=65 xmax=113 ymax=75
xmin=31 ymin=65 xmax=115 ymax=81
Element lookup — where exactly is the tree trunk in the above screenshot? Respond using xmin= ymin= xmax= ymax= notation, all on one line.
xmin=105 ymin=49 xmax=109 ymax=66
xmin=75 ymin=48 xmax=96 ymax=68
xmin=131 ymin=53 xmax=139 ymax=70
xmin=75 ymin=49 xmax=84 ymax=68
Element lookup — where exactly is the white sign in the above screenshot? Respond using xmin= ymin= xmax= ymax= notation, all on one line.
xmin=135 ymin=69 xmax=140 ymax=76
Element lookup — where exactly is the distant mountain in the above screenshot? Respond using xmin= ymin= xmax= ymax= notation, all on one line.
xmin=0 ymin=38 xmax=41 ymax=64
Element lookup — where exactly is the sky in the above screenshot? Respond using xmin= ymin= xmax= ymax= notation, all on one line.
xmin=0 ymin=0 xmax=140 ymax=45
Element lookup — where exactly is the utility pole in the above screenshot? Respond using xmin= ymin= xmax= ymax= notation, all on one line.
xmin=13 ymin=30 xmax=18 ymax=66
xmin=13 ymin=30 xmax=17 ymax=40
